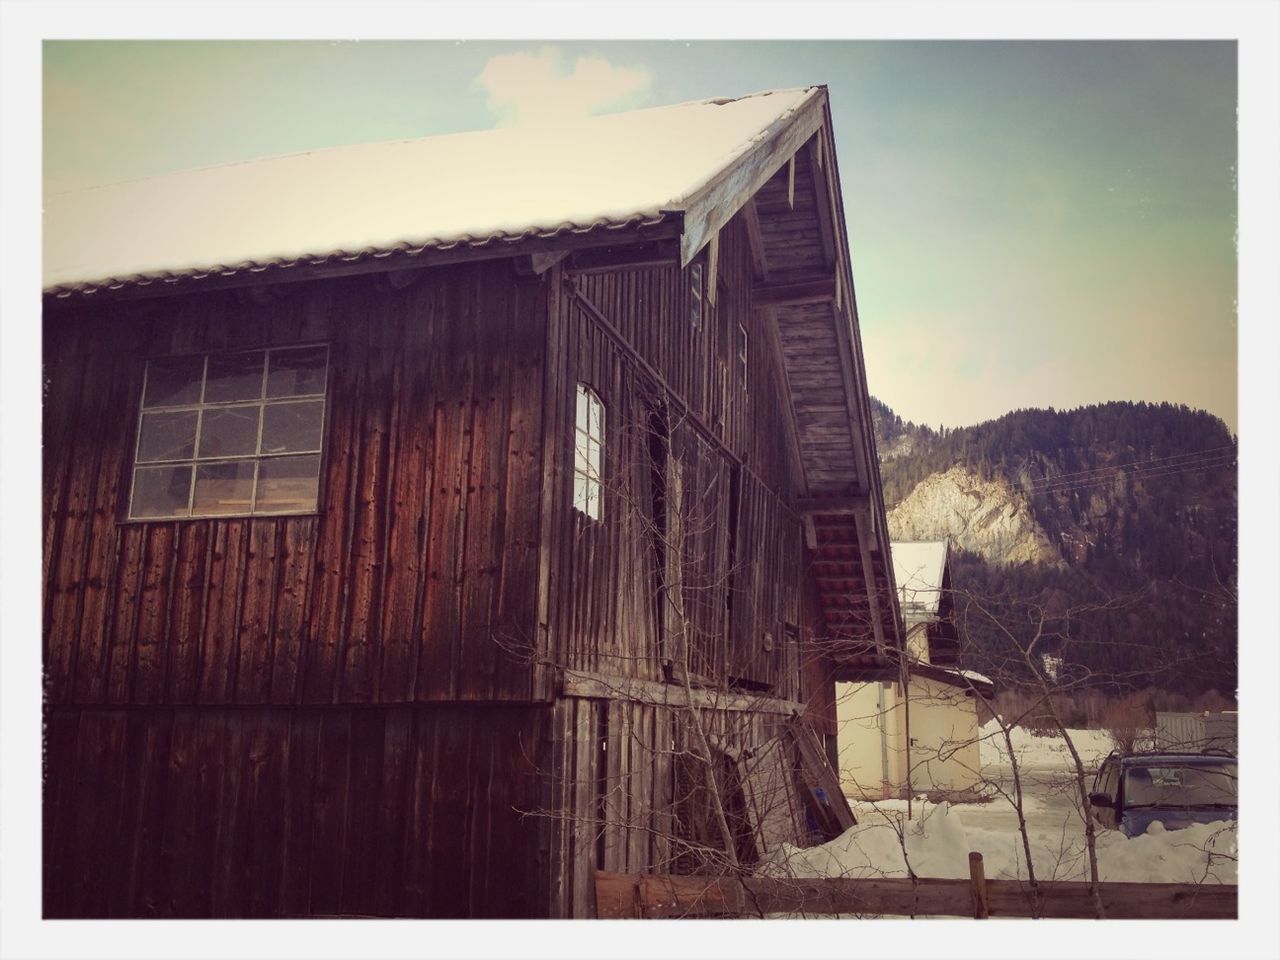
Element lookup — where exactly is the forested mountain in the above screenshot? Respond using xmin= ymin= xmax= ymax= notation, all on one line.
xmin=870 ymin=398 xmax=1237 ymax=695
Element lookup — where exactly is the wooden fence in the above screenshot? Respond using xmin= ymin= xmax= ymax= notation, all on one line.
xmin=595 ymin=854 xmax=1237 ymax=919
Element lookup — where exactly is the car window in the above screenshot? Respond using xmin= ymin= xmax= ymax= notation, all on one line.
xmin=1123 ymin=762 xmax=1237 ymax=807
xmin=1104 ymin=763 xmax=1120 ymax=799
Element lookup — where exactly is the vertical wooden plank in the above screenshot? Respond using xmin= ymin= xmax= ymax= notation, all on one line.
xmin=41 ymin=709 xmax=83 ymax=917
xmin=47 ymin=316 xmax=140 ymax=705
xmin=132 ymin=525 xmax=177 ymax=703
xmin=340 ymin=707 xmax=386 ymax=916
xmin=104 ymin=710 xmax=149 ymax=916
xmin=166 ymin=523 xmax=212 ymax=702
xmin=372 ymin=705 xmax=413 ymax=917
xmin=544 ymin=698 xmax=572 ymax=918
xmin=279 ymin=709 xmax=320 ymax=917
xmin=65 ymin=711 xmax=127 ymax=916
xmin=652 ymin=705 xmax=674 ymax=873
xmin=196 ymin=521 xmax=248 ymax=703
xmin=339 ymin=322 xmax=389 ymax=702
xmin=493 ymin=276 xmax=545 ymax=699
xmin=570 ymin=698 xmax=598 ymax=918
xmin=535 ymin=269 xmax=568 ymax=700
xmin=43 ymin=427 xmax=95 ymax=702
xmin=308 ymin=709 xmax=352 ymax=915
xmin=627 ymin=703 xmax=652 ymax=872
xmin=243 ymin=709 xmax=290 ymax=918
xmin=302 ymin=315 xmax=360 ymax=703
xmin=234 ymin=520 xmax=282 ymax=703
xmin=104 ymin=526 xmax=147 ymax=703
xmin=270 ymin=518 xmax=316 ymax=704
xmin=417 ymin=396 xmax=471 ymax=700
xmin=457 ymin=290 xmax=510 ymax=698
xmin=424 ymin=707 xmax=474 ymax=917
xmin=400 ymin=707 xmax=436 ymax=912
xmin=209 ymin=710 xmax=247 ymax=917
xmin=376 ymin=297 xmax=434 ymax=702
xmin=466 ymin=715 xmax=497 ymax=915
xmin=601 ymin=699 xmax=625 ymax=872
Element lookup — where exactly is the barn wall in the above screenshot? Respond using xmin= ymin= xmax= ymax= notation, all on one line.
xmin=545 ymin=695 xmax=804 ymax=918
xmin=43 ymin=261 xmax=549 ymax=707
xmin=548 ymin=213 xmax=826 ymax=706
xmin=43 ymin=702 xmax=552 ymax=918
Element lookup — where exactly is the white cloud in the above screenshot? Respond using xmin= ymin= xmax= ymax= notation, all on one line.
xmin=474 ymin=48 xmax=650 ymax=126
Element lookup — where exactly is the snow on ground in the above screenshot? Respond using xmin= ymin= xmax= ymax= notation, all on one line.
xmin=977 ymin=718 xmax=1115 ymax=770
xmin=765 ymin=722 xmax=1237 ymax=890
xmin=764 ymin=800 xmax=1236 ymax=886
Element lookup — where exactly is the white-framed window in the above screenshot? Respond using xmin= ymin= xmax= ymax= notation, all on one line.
xmin=127 ymin=344 xmax=329 ymax=520
xmin=573 ymin=383 xmax=605 ymax=521
xmin=736 ymin=321 xmax=749 ymax=394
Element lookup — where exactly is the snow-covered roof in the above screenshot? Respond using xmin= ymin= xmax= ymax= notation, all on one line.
xmin=890 ymin=540 xmax=949 ymax=616
xmin=44 ymin=87 xmax=822 ymax=295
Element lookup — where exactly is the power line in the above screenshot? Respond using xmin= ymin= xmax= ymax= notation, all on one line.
xmin=1023 ymin=444 xmax=1237 ymax=491
xmin=1029 ymin=454 xmax=1237 ymax=496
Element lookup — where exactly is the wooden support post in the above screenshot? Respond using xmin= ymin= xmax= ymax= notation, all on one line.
xmin=969 ymin=852 xmax=989 ymax=919
xmin=706 ymin=232 xmax=720 ymax=306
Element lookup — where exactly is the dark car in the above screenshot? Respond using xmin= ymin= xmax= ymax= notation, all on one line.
xmin=1088 ymin=751 xmax=1237 ymax=837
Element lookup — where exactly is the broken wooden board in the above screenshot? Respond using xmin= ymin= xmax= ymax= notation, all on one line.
xmin=736 ymin=737 xmax=806 ymax=857
xmin=788 ymin=719 xmax=856 ymax=840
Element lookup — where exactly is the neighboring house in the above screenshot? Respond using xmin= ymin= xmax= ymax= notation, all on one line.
xmin=42 ymin=86 xmax=902 ymax=918
xmin=836 ymin=539 xmax=993 ymax=799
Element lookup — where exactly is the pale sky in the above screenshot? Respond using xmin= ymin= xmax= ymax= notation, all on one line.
xmin=43 ymin=40 xmax=1239 ymax=433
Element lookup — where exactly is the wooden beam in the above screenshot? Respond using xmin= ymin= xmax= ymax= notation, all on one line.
xmin=852 ymin=507 xmax=888 ymax=659
xmin=676 ymin=87 xmax=827 ymax=265
xmin=753 ymin=275 xmax=837 ymax=307
xmin=806 ymin=135 xmax=838 ymax=269
xmin=786 ymin=154 xmax=796 ymax=210
xmin=705 ymin=232 xmax=720 ymax=306
xmin=759 ymin=305 xmax=809 ymax=497
xmin=796 ymin=494 xmax=871 ymax=515
xmin=561 ymin=669 xmax=804 ymax=716
xmin=740 ymin=198 xmax=770 ymax=281
xmin=565 ymin=238 xmax=679 ymax=275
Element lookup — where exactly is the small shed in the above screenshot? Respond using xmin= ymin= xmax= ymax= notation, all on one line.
xmin=836 ymin=539 xmax=992 ymax=799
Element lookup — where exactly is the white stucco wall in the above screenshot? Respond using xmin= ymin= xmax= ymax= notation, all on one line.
xmin=836 ymin=675 xmax=983 ymax=799
xmin=904 ymin=675 xmax=983 ymax=793
xmin=835 ymin=681 xmax=898 ymax=800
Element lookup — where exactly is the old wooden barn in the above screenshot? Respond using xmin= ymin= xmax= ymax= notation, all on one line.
xmin=42 ymin=86 xmax=903 ymax=918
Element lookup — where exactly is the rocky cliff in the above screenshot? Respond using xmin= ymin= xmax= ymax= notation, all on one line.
xmin=886 ymin=465 xmax=1063 ymax=567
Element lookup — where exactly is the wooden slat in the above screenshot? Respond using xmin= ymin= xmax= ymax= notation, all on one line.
xmin=595 ymin=871 xmax=1239 ymax=920
xmin=563 ymin=669 xmax=804 ymax=716
xmin=789 ymin=718 xmax=856 ymax=836
xmin=678 ymin=87 xmax=826 ymax=264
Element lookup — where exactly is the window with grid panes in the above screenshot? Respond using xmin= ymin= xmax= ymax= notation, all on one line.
xmin=127 ymin=345 xmax=328 ymax=519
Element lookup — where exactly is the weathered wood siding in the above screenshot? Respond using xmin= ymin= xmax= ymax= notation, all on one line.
xmin=43 ymin=703 xmax=550 ymax=918
xmin=43 ymin=261 xmax=549 ymax=707
xmin=547 ymin=213 xmax=825 ymax=703
xmin=545 ymin=695 xmax=798 ymax=919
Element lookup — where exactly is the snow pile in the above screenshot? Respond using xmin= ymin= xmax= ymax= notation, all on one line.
xmin=962 ymin=809 xmax=1236 ymax=885
xmin=978 ymin=719 xmax=1114 ymax=770
xmin=760 ymin=802 xmax=971 ymax=881
xmin=763 ymin=799 xmax=1236 ymax=887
